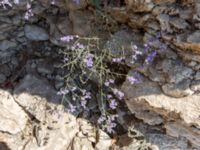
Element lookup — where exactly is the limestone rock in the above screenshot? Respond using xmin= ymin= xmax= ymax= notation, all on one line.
xmin=0 ymin=90 xmax=28 ymax=134
xmin=14 ymin=74 xmax=61 ymax=121
xmin=122 ymin=75 xmax=200 ymax=127
xmin=162 ymin=79 xmax=194 ymax=98
xmin=24 ymin=25 xmax=49 ymax=41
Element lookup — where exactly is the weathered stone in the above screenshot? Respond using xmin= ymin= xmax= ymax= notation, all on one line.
xmin=122 ymin=76 xmax=200 ymax=127
xmin=125 ymin=0 xmax=154 ymax=12
xmin=95 ymin=130 xmax=112 ymax=150
xmin=175 ymin=31 xmax=200 ymax=54
xmin=65 ymin=0 xmax=87 ymax=11
xmin=14 ymin=74 xmax=61 ymax=121
xmin=109 ymin=7 xmax=129 ymax=24
xmin=194 ymin=71 xmax=200 ymax=80
xmin=56 ymin=16 xmax=73 ymax=35
xmin=162 ymin=79 xmax=194 ymax=98
xmin=190 ymin=80 xmax=200 ymax=92
xmin=156 ymin=14 xmax=172 ymax=33
xmin=69 ymin=10 xmax=93 ymax=36
xmin=0 ymin=90 xmax=28 ymax=134
xmin=165 ymin=122 xmax=200 ymax=148
xmin=128 ymin=13 xmax=152 ymax=29
xmin=147 ymin=133 xmax=189 ymax=150
xmin=0 ymin=73 xmax=6 ymax=83
xmin=178 ymin=50 xmax=200 ymax=63
xmin=37 ymin=59 xmax=55 ymax=74
xmin=0 ymin=40 xmax=17 ymax=51
xmin=152 ymin=59 xmax=193 ymax=83
xmin=153 ymin=0 xmax=176 ymax=5
xmin=169 ymin=17 xmax=189 ymax=30
xmin=24 ymin=25 xmax=49 ymax=41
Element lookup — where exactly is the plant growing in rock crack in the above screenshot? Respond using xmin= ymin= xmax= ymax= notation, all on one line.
xmin=57 ymin=35 xmax=127 ymax=133
xmin=57 ymin=32 xmax=168 ymax=134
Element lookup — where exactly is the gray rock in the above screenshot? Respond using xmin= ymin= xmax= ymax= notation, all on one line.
xmin=37 ymin=59 xmax=54 ymax=74
xmin=169 ymin=17 xmax=189 ymax=30
xmin=165 ymin=122 xmax=200 ymax=148
xmin=162 ymin=79 xmax=194 ymax=98
xmin=195 ymin=71 xmax=200 ymax=80
xmin=187 ymin=30 xmax=200 ymax=43
xmin=56 ymin=16 xmax=73 ymax=35
xmin=156 ymin=14 xmax=172 ymax=33
xmin=0 ymin=90 xmax=28 ymax=134
xmin=157 ymin=59 xmax=193 ymax=83
xmin=0 ymin=64 xmax=11 ymax=77
xmin=0 ymin=73 xmax=6 ymax=83
xmin=24 ymin=25 xmax=49 ymax=41
xmin=147 ymin=133 xmax=189 ymax=150
xmin=0 ymin=40 xmax=17 ymax=51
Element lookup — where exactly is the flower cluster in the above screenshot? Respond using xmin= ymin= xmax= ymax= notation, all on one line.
xmin=112 ymin=88 xmax=124 ymax=100
xmin=98 ymin=114 xmax=118 ymax=133
xmin=83 ymin=53 xmax=94 ymax=68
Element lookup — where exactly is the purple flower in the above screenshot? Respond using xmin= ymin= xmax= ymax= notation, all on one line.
xmin=104 ymin=79 xmax=114 ymax=86
xmin=60 ymin=35 xmax=74 ymax=42
xmin=112 ymin=88 xmax=124 ymax=100
xmin=63 ymin=57 xmax=69 ymax=63
xmin=109 ymin=99 xmax=118 ymax=109
xmin=107 ymin=94 xmax=112 ymax=99
xmin=109 ymin=79 xmax=114 ymax=83
xmin=76 ymin=43 xmax=85 ymax=49
xmin=68 ymin=104 xmax=76 ymax=113
xmin=144 ymin=51 xmax=157 ymax=65
xmin=127 ymin=76 xmax=140 ymax=84
xmin=106 ymin=122 xmax=117 ymax=133
xmin=104 ymin=81 xmax=110 ymax=86
xmin=98 ymin=116 xmax=106 ymax=124
xmin=112 ymin=57 xmax=124 ymax=62
xmin=57 ymin=88 xmax=69 ymax=95
xmin=81 ymin=99 xmax=87 ymax=109
xmin=84 ymin=54 xmax=94 ymax=68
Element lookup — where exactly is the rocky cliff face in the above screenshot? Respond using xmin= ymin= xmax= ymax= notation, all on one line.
xmin=0 ymin=0 xmax=200 ymax=149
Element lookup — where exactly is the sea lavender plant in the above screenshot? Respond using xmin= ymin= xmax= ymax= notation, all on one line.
xmin=58 ymin=31 xmax=168 ymax=134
